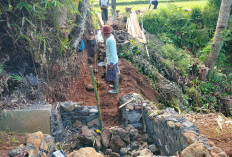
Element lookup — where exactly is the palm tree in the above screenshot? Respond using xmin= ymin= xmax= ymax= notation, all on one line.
xmin=206 ymin=0 xmax=232 ymax=72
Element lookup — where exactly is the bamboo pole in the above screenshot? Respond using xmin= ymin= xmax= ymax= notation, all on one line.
xmin=119 ymin=98 xmax=134 ymax=109
xmin=89 ymin=66 xmax=103 ymax=129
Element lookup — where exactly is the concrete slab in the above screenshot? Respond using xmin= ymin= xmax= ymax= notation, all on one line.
xmin=0 ymin=104 xmax=51 ymax=134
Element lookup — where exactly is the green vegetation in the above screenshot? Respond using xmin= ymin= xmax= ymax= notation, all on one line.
xmin=0 ymin=0 xmax=79 ymax=59
xmin=118 ymin=0 xmax=231 ymax=116
xmin=0 ymin=0 xmax=98 ymax=101
xmin=139 ymin=0 xmax=232 ymax=116
xmin=143 ymin=4 xmax=218 ymax=53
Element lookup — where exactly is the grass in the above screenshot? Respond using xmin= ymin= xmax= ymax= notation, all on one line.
xmin=93 ymin=0 xmax=208 ymax=14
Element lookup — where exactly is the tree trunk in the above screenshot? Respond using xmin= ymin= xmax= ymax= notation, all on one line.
xmin=206 ymin=0 xmax=232 ymax=72
xmin=69 ymin=0 xmax=89 ymax=50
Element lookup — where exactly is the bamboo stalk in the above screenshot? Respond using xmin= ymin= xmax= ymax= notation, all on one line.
xmin=89 ymin=66 xmax=103 ymax=129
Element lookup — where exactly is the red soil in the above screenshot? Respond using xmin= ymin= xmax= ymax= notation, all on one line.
xmin=0 ymin=133 xmax=26 ymax=157
xmin=186 ymin=113 xmax=232 ymax=156
xmin=69 ymin=50 xmax=159 ymax=127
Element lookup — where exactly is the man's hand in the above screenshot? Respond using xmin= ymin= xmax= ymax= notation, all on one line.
xmin=109 ymin=64 xmax=114 ymax=69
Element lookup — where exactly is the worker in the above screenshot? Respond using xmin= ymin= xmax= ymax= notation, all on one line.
xmin=99 ymin=0 xmax=109 ymax=25
xmin=102 ymin=25 xmax=119 ymax=94
xmin=149 ymin=0 xmax=158 ymax=10
xmin=86 ymin=31 xmax=96 ymax=57
xmin=111 ymin=0 xmax=117 ymax=23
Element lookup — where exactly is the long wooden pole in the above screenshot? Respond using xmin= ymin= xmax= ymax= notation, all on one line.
xmin=89 ymin=66 xmax=103 ymax=129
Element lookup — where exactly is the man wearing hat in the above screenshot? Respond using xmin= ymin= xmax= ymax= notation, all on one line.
xmin=102 ymin=25 xmax=119 ymax=94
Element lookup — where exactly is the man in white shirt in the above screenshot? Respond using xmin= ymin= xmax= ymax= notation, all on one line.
xmin=102 ymin=25 xmax=119 ymax=94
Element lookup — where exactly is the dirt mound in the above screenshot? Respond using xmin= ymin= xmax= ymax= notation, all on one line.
xmin=186 ymin=113 xmax=232 ymax=156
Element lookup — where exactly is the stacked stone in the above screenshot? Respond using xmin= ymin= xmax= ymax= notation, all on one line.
xmin=59 ymin=101 xmax=100 ymax=129
xmin=120 ymin=93 xmax=227 ymax=157
xmin=112 ymin=30 xmax=130 ymax=43
xmin=144 ymin=107 xmax=198 ymax=156
xmin=144 ymin=107 xmax=227 ymax=156
xmin=120 ymin=93 xmax=147 ymax=129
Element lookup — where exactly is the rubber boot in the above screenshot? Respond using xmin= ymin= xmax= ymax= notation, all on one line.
xmin=108 ymin=80 xmax=119 ymax=94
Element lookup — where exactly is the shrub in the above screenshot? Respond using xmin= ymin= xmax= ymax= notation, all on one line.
xmin=143 ymin=4 xmax=211 ymax=54
xmin=202 ymin=4 xmax=218 ymax=29
xmin=191 ymin=8 xmax=203 ymax=25
xmin=161 ymin=44 xmax=177 ymax=59
xmin=160 ymin=44 xmax=192 ymax=76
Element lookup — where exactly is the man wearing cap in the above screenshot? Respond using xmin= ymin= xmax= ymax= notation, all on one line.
xmin=102 ymin=25 xmax=119 ymax=94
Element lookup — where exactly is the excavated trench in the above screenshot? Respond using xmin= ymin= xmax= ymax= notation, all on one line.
xmin=49 ymin=93 xmax=227 ymax=157
xmin=1 ymin=16 xmax=228 ymax=157
xmin=49 ymin=21 xmax=226 ymax=156
xmin=49 ymin=26 xmax=226 ymax=156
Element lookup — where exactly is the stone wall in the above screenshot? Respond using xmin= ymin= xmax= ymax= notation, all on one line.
xmin=120 ymin=94 xmax=145 ymax=129
xmin=120 ymin=93 xmax=227 ymax=157
xmin=59 ymin=101 xmax=100 ymax=130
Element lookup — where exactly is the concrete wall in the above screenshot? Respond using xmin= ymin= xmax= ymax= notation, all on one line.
xmin=0 ymin=104 xmax=51 ymax=133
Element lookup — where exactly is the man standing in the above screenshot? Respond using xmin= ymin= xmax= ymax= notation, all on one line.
xmin=102 ymin=25 xmax=119 ymax=94
xmin=149 ymin=0 xmax=158 ymax=10
xmin=111 ymin=0 xmax=117 ymax=23
xmin=100 ymin=0 xmax=109 ymax=24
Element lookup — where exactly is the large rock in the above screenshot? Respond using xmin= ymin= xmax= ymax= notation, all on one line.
xmin=68 ymin=147 xmax=104 ymax=157
xmin=8 ymin=147 xmax=24 ymax=157
xmin=109 ymin=135 xmax=126 ymax=152
xmin=26 ymin=131 xmax=44 ymax=155
xmin=111 ymin=152 xmax=121 ymax=157
xmin=78 ymin=126 xmax=95 ymax=146
xmin=125 ymin=125 xmax=138 ymax=141
xmin=24 ymin=131 xmax=55 ymax=157
xmin=120 ymin=147 xmax=129 ymax=156
xmin=101 ymin=128 xmax=111 ymax=148
xmin=42 ymin=134 xmax=56 ymax=154
xmin=60 ymin=101 xmax=75 ymax=112
xmin=181 ymin=142 xmax=211 ymax=157
xmin=128 ymin=111 xmax=142 ymax=123
xmin=209 ymin=146 xmax=227 ymax=157
xmin=133 ymin=148 xmax=153 ymax=157
xmin=112 ymin=127 xmax=130 ymax=144
xmin=148 ymin=144 xmax=159 ymax=154
xmin=183 ymin=132 xmax=197 ymax=145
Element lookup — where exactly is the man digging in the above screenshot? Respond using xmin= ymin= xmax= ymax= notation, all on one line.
xmin=102 ymin=25 xmax=119 ymax=94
